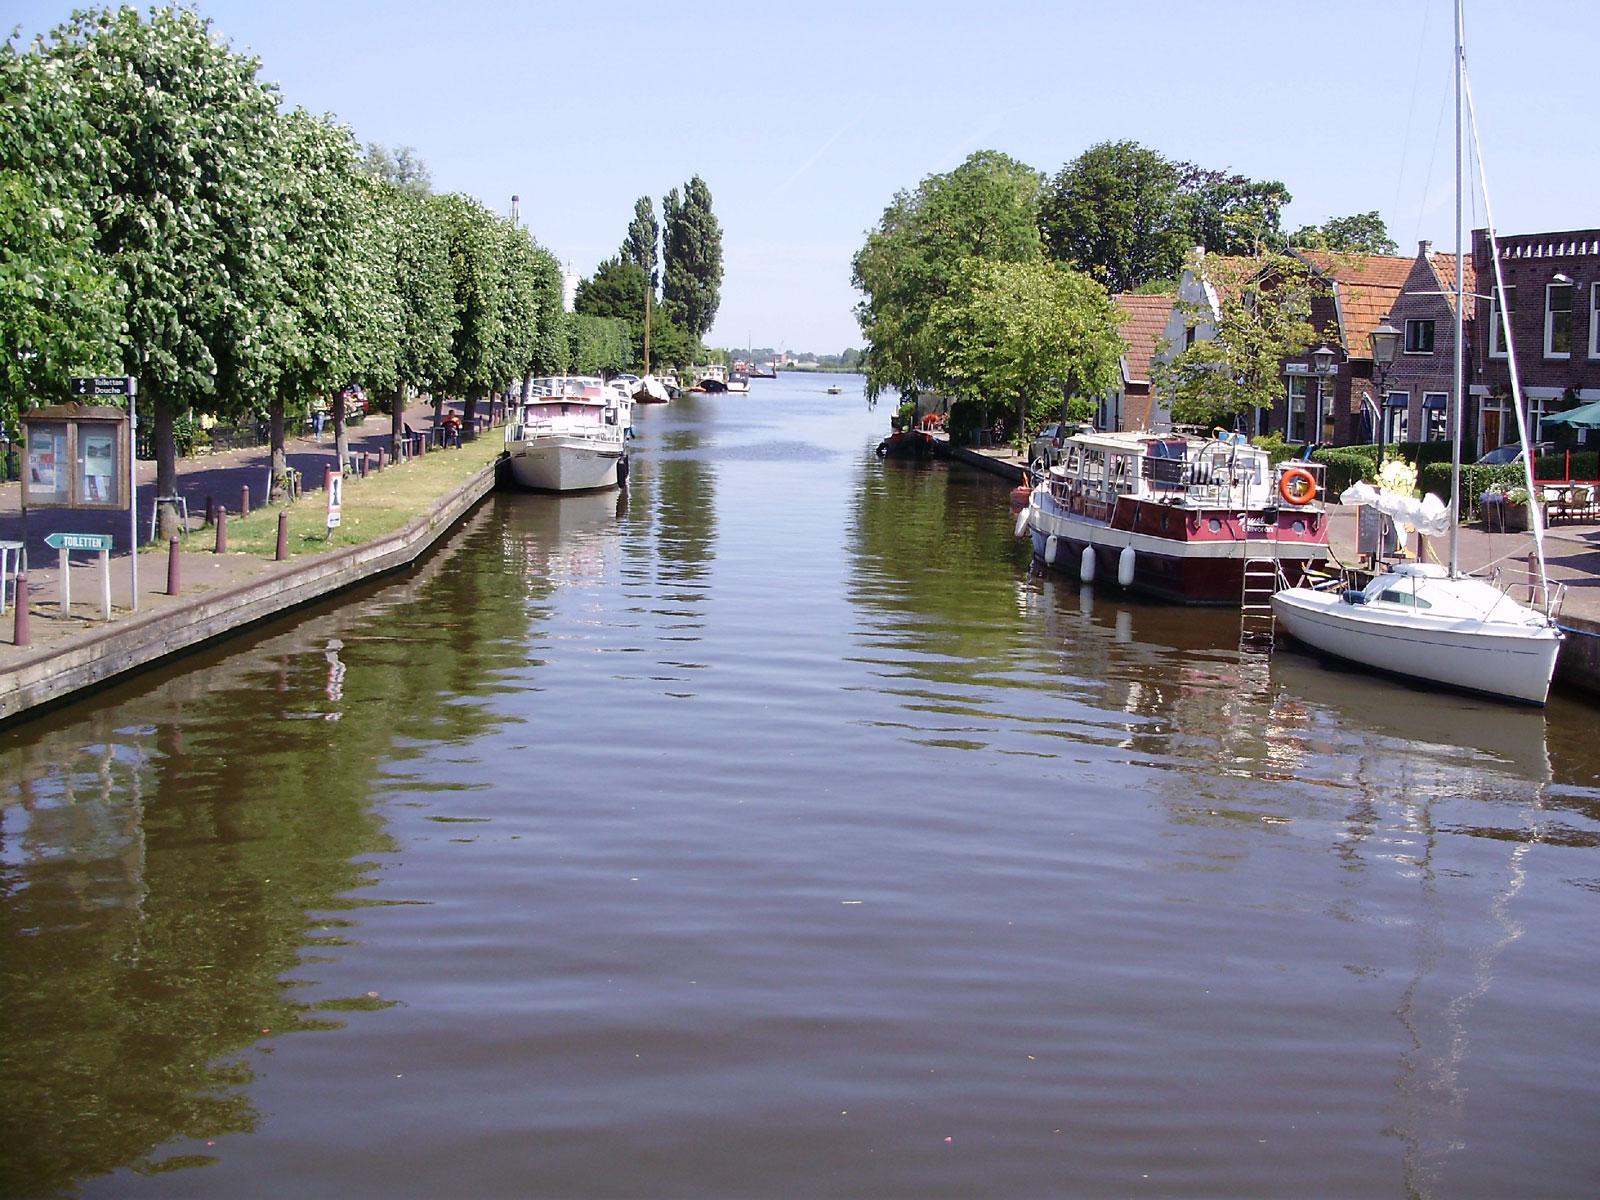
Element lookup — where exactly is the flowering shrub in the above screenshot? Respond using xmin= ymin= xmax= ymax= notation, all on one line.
xmin=1378 ymin=457 xmax=1418 ymax=497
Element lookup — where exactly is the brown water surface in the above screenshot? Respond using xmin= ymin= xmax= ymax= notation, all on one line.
xmin=3 ymin=374 xmax=1599 ymax=1198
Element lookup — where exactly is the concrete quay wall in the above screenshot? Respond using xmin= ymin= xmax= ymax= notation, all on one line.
xmin=0 ymin=457 xmax=503 ymax=727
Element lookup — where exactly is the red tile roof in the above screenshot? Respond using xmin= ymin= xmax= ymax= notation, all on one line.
xmin=1297 ymin=251 xmax=1414 ymax=358
xmin=1113 ymin=293 xmax=1174 ymax=385
xmin=1430 ymin=252 xmax=1477 ymax=313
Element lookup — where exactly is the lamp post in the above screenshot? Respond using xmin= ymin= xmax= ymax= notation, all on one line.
xmin=1369 ymin=316 xmax=1401 ymax=462
xmin=1311 ymin=344 xmax=1335 ymax=448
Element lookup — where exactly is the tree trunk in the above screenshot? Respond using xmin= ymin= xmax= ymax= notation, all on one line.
xmin=268 ymin=395 xmax=287 ymax=503
xmin=333 ymin=391 xmax=349 ymax=479
xmin=390 ymin=385 xmax=406 ymax=462
xmin=462 ymin=387 xmax=480 ymax=441
xmin=154 ymin=396 xmax=179 ymax=542
xmin=432 ymin=391 xmax=445 ymax=436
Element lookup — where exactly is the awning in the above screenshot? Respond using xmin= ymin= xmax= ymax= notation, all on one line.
xmin=1540 ymin=399 xmax=1600 ymax=429
xmin=1385 ymin=393 xmax=1409 ymax=407
xmin=1422 ymin=395 xmax=1448 ymax=410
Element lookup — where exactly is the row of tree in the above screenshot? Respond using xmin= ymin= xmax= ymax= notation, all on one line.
xmin=1 ymin=8 xmax=723 ymax=533
xmin=852 ymin=142 xmax=1384 ymax=431
xmin=574 ymin=180 xmax=725 ymax=374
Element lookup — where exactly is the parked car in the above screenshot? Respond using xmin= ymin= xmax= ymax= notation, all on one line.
xmin=1028 ymin=423 xmax=1067 ymax=468
xmin=1476 ymin=441 xmax=1552 ymax=465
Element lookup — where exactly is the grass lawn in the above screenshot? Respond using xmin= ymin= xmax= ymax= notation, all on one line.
xmin=146 ymin=435 xmax=504 ymax=560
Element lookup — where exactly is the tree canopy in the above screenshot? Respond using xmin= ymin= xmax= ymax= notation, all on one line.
xmin=930 ymin=257 xmax=1124 ymax=431
xmin=621 ymin=196 xmax=659 ymax=285
xmin=1289 ymin=211 xmax=1399 ymax=256
xmin=662 ymin=175 xmax=723 ymax=341
xmin=1039 ymin=140 xmax=1189 ymax=294
xmin=852 ymin=149 xmax=1044 ymax=403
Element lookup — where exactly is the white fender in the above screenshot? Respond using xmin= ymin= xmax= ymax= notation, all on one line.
xmin=1079 ymin=545 xmax=1096 ymax=583
xmin=1117 ymin=545 xmax=1136 ymax=588
xmin=1014 ymin=505 xmax=1031 ymax=539
xmin=1044 ymin=534 xmax=1059 ymax=565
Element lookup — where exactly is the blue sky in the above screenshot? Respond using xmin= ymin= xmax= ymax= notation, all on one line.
xmin=10 ymin=0 xmax=1599 ymax=355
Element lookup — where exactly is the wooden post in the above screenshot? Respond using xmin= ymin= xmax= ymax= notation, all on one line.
xmin=215 ymin=506 xmax=227 ymax=554
xmin=241 ymin=484 xmax=250 ymax=518
xmin=276 ymin=510 xmax=288 ymax=561
xmin=12 ymin=570 xmax=28 ymax=647
xmin=167 ymin=537 xmax=180 ymax=596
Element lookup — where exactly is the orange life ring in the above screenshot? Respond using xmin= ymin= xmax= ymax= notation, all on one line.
xmin=1279 ymin=467 xmax=1317 ymax=505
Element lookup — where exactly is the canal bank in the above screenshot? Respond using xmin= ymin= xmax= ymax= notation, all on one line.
xmin=943 ymin=436 xmax=1600 ymax=699
xmin=0 ymin=442 xmax=505 ymax=727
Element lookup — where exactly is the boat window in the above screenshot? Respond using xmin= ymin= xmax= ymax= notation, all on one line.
xmin=1376 ymin=589 xmax=1433 ymax=608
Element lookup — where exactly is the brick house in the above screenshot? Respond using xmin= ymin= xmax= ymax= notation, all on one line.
xmin=1360 ymin=240 xmax=1474 ymax=449
xmin=1102 ymin=292 xmax=1173 ymax=432
xmin=1471 ymin=227 xmax=1600 ymax=454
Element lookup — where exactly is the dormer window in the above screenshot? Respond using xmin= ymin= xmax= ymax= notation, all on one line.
xmin=1546 ymin=282 xmax=1573 ymax=357
xmin=1404 ymin=319 xmax=1435 ymax=354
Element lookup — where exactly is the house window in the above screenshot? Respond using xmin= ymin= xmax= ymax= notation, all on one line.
xmin=1184 ymin=324 xmax=1197 ymax=349
xmin=1287 ymin=376 xmax=1309 ymax=443
xmin=1591 ymin=283 xmax=1600 ymax=358
xmin=1489 ymin=286 xmax=1515 ymax=357
xmin=1423 ymin=393 xmax=1448 ymax=441
xmin=1405 ymin=319 xmax=1435 ymax=353
xmin=1383 ymin=392 xmax=1409 ymax=444
xmin=1546 ymin=282 xmax=1573 ymax=357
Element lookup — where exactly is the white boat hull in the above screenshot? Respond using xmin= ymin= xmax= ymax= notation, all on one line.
xmin=507 ymin=436 xmax=623 ymax=492
xmin=1271 ymin=586 xmax=1562 ymax=705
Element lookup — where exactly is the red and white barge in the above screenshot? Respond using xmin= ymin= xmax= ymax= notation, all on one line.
xmin=1021 ymin=430 xmax=1330 ymax=605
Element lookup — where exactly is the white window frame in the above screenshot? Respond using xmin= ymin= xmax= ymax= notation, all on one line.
xmin=1489 ymin=286 xmax=1514 ymax=358
xmin=1590 ymin=282 xmax=1600 ymax=358
xmin=1422 ymin=393 xmax=1448 ymax=442
xmin=1546 ymin=282 xmax=1573 ymax=358
xmin=1287 ymin=376 xmax=1309 ymax=444
xmin=1404 ymin=318 xmax=1435 ymax=354
xmin=1383 ymin=392 xmax=1409 ymax=444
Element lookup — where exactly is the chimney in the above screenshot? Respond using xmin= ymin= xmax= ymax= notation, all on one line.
xmin=1418 ymin=239 xmax=1432 ymax=257
xmin=511 ymin=195 xmax=521 ymax=228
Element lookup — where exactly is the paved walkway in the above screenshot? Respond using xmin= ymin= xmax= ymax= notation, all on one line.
xmin=0 ymin=400 xmax=477 ymax=662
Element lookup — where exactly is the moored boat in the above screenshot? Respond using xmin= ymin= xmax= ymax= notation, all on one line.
xmin=876 ymin=428 xmax=936 ymax=459
xmin=726 ymin=368 xmax=750 ymax=394
xmin=504 ymin=376 xmax=630 ymax=492
xmin=1022 ymin=429 xmax=1330 ymax=605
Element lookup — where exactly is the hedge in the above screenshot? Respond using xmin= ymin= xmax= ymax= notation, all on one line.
xmin=1310 ymin=445 xmax=1381 ymax=495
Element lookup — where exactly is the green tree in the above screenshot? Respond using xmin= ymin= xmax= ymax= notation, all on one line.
xmin=1039 ymin=140 xmax=1189 ymax=293
xmin=496 ymin=223 xmax=563 ymax=422
xmin=362 ymin=142 xmax=432 ymax=197
xmin=0 ymin=40 xmax=123 ymax=437
xmin=1289 ymin=210 xmax=1399 ymax=256
xmin=568 ymin=314 xmax=632 ymax=375
xmin=36 ymin=8 xmax=281 ymax=531
xmin=852 ymin=150 xmax=1043 ymax=405
xmin=436 ymin=194 xmax=506 ymax=429
xmin=1152 ymin=253 xmax=1328 ymax=430
xmin=930 ymin=257 xmax=1123 ymax=441
xmin=1176 ymin=165 xmax=1292 ymax=256
xmin=621 ymin=195 xmax=659 ymax=284
xmin=662 ymin=175 xmax=723 ymax=340
xmin=377 ymin=185 xmax=456 ymax=459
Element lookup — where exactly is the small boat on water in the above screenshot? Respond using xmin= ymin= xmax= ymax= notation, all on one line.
xmin=876 ymin=428 xmax=936 ymax=459
xmin=632 ymin=374 xmax=672 ymax=404
xmin=726 ymin=368 xmax=750 ymax=395
xmin=1022 ymin=429 xmax=1330 ymax=604
xmin=826 ymin=384 xmax=843 ymax=395
xmin=504 ymin=376 xmax=630 ymax=492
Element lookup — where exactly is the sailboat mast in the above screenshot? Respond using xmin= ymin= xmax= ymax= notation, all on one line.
xmin=644 ymin=284 xmax=652 ymax=377
xmin=1449 ymin=0 xmax=1465 ymax=577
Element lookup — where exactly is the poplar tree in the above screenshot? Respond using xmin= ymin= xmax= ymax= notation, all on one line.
xmin=621 ymin=196 xmax=659 ymax=285
xmin=662 ymin=176 xmax=723 ymax=342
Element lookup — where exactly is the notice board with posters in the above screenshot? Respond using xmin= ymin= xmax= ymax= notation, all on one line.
xmin=20 ymin=403 xmax=131 ymax=511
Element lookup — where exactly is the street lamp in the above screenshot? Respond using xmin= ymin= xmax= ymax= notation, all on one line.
xmin=1311 ymin=344 xmax=1335 ymax=447
xmin=1369 ymin=315 xmax=1400 ymax=459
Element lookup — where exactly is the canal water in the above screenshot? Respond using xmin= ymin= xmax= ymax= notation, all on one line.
xmin=3 ymin=373 xmax=1598 ymax=1199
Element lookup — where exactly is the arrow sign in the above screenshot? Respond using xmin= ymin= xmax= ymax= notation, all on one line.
xmin=69 ymin=376 xmax=137 ymax=397
xmin=45 ymin=532 xmax=115 ymax=552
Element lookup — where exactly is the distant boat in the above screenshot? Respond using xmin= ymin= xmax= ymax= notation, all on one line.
xmin=726 ymin=369 xmax=750 ymax=395
xmin=504 ymin=376 xmax=630 ymax=492
xmin=632 ymin=375 xmax=672 ymax=404
xmin=826 ymin=385 xmax=842 ymax=395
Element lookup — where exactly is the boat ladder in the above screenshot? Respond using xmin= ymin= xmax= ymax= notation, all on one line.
xmin=1239 ymin=557 xmax=1281 ymax=648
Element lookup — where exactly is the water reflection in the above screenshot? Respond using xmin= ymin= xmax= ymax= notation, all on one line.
xmin=0 ymin=506 xmax=531 ymax=1195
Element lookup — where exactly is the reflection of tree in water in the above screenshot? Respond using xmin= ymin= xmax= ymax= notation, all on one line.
xmin=649 ymin=454 xmax=717 ymax=582
xmin=0 ymin=509 xmax=537 ymax=1195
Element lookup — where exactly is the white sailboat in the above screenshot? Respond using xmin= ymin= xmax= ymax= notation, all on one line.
xmin=1271 ymin=0 xmax=1563 ymax=706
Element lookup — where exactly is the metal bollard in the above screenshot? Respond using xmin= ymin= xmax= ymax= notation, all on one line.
xmin=378 ymin=447 xmax=387 ymax=471
xmin=241 ymin=484 xmax=250 ymax=518
xmin=361 ymin=452 xmax=369 ymax=478
xmin=167 ymin=536 xmax=181 ymax=596
xmin=12 ymin=571 xmax=28 ymax=647
xmin=215 ymin=506 xmax=227 ymax=554
xmin=205 ymin=495 xmax=214 ymax=525
xmin=324 ymin=465 xmax=334 ymax=494
xmin=276 ymin=510 xmax=288 ymax=561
